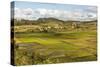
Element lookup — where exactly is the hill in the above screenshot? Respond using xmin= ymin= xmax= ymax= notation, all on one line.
xmin=13 ymin=18 xmax=97 ymax=33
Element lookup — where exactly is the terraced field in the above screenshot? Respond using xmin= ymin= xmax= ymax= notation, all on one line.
xmin=14 ymin=31 xmax=97 ymax=65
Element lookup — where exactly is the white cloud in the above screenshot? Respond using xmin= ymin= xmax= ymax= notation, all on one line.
xmin=87 ymin=6 xmax=97 ymax=13
xmin=14 ymin=8 xmax=97 ymax=21
xmin=14 ymin=8 xmax=35 ymax=20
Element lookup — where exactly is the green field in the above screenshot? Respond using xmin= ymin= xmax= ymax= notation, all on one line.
xmin=11 ymin=18 xmax=97 ymax=65
xmin=14 ymin=31 xmax=97 ymax=65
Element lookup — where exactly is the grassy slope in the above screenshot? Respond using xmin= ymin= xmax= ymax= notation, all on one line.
xmin=14 ymin=31 xmax=97 ymax=65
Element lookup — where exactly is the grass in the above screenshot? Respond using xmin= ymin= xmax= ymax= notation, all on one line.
xmin=13 ymin=31 xmax=97 ymax=65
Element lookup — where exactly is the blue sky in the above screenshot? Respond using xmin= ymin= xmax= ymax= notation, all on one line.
xmin=14 ymin=1 xmax=96 ymax=12
xmin=13 ymin=1 xmax=97 ymax=21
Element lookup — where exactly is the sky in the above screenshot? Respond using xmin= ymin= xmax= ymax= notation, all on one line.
xmin=12 ymin=1 xmax=97 ymax=21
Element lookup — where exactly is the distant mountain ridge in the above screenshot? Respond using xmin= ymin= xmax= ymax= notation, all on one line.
xmin=15 ymin=17 xmax=97 ymax=23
